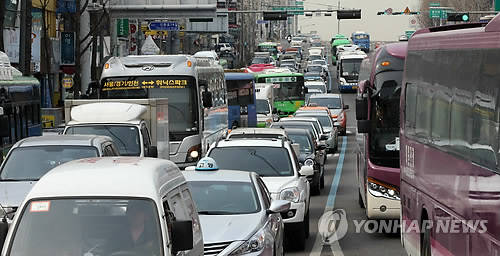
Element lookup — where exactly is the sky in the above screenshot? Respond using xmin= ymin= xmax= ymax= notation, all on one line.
xmin=297 ymin=0 xmax=422 ymax=41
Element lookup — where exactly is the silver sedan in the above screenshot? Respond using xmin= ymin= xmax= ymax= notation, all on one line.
xmin=184 ymin=168 xmax=290 ymax=256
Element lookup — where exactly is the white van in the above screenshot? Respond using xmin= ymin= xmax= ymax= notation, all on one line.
xmin=0 ymin=157 xmax=203 ymax=256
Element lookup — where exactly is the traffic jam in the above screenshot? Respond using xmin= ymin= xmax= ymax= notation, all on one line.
xmin=1 ymin=6 xmax=500 ymax=256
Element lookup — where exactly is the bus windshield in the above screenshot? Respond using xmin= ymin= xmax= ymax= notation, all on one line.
xmin=369 ymin=70 xmax=403 ymax=168
xmin=341 ymin=59 xmax=362 ymax=77
xmin=258 ymin=76 xmax=304 ymax=101
xmin=99 ymin=76 xmax=198 ymax=134
xmin=353 ymin=34 xmax=369 ymax=40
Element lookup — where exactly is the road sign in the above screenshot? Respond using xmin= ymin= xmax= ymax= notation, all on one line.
xmin=430 ymin=8 xmax=441 ymax=18
xmin=296 ymin=1 xmax=303 ymax=6
xmin=385 ymin=8 xmax=393 ymax=15
xmin=405 ymin=30 xmax=416 ymax=38
xmin=404 ymin=7 xmax=411 ymax=15
xmin=496 ymin=0 xmax=500 ymax=11
xmin=272 ymin=5 xmax=304 ymax=15
xmin=441 ymin=9 xmax=449 ymax=19
xmin=117 ymin=19 xmax=129 ymax=37
xmin=409 ymin=17 xmax=417 ymax=28
xmin=430 ymin=2 xmax=441 ymax=7
xmin=149 ymin=22 xmax=179 ymax=31
xmin=62 ymin=76 xmax=74 ymax=89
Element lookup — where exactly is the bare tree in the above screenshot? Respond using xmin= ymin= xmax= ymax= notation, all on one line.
xmin=418 ymin=0 xmax=492 ymax=27
xmin=0 ymin=1 xmax=5 ymax=52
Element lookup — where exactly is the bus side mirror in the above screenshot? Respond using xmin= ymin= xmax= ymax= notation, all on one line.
xmin=0 ymin=115 xmax=9 ymax=138
xmin=304 ymin=87 xmax=309 ymax=94
xmin=356 ymin=98 xmax=368 ymax=120
xmin=202 ymin=91 xmax=213 ymax=108
xmin=272 ymin=108 xmax=278 ymax=114
xmin=357 ymin=120 xmax=370 ymax=133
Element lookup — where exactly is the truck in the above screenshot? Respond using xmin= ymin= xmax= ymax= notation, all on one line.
xmin=63 ymin=99 xmax=169 ymax=159
xmin=255 ymin=83 xmax=275 ymax=127
xmin=351 ymin=31 xmax=370 ymax=52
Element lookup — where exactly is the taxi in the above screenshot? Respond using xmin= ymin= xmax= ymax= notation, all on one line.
xmin=184 ymin=158 xmax=290 ymax=256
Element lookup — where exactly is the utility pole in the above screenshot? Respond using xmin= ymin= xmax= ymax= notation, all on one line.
xmin=19 ymin=0 xmax=32 ymax=76
xmin=0 ymin=1 xmax=5 ymax=52
xmin=337 ymin=0 xmax=340 ymax=34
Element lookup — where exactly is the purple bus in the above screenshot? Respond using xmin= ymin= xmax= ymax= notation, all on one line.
xmin=400 ymin=17 xmax=500 ymax=256
xmin=355 ymin=42 xmax=408 ymax=219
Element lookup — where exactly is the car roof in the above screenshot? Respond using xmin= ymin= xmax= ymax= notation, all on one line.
xmin=214 ymin=138 xmax=287 ymax=148
xmin=305 ymin=81 xmax=326 ymax=85
xmin=229 ymin=128 xmax=288 ymax=136
xmin=299 ymin=106 xmax=330 ymax=111
xmin=283 ymin=128 xmax=312 ymax=136
xmin=281 ymin=117 xmax=319 ymax=123
xmin=27 ymin=157 xmax=185 ymax=199
xmin=309 ymin=93 xmax=341 ymax=99
xmin=13 ymin=135 xmax=113 ymax=148
xmin=183 ymin=169 xmax=255 ymax=183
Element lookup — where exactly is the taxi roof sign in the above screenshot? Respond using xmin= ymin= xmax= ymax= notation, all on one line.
xmin=195 ymin=157 xmax=219 ymax=171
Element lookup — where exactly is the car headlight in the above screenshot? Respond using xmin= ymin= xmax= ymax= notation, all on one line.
xmin=280 ymin=187 xmax=300 ymax=203
xmin=304 ymin=159 xmax=314 ymax=167
xmin=229 ymin=227 xmax=266 ymax=255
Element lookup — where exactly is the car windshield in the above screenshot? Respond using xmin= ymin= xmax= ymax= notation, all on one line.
xmin=309 ymin=55 xmax=322 ymax=61
xmin=288 ymin=134 xmax=313 ymax=154
xmin=312 ymin=60 xmax=326 ymax=66
xmin=354 ymin=34 xmax=369 ymax=40
xmin=0 ymin=146 xmax=98 ymax=181
xmin=256 ymin=99 xmax=271 ymax=114
xmin=252 ymin=57 xmax=270 ymax=64
xmin=307 ymin=66 xmax=323 ymax=72
xmin=8 ymin=199 xmax=162 ymax=256
xmin=65 ymin=126 xmax=140 ymax=156
xmin=308 ymin=97 xmax=342 ymax=109
xmin=189 ymin=181 xmax=260 ymax=215
xmin=295 ymin=114 xmax=332 ymax=129
xmin=209 ymin=147 xmax=294 ymax=176
xmin=271 ymin=123 xmax=317 ymax=139
xmin=306 ymin=83 xmax=326 ymax=93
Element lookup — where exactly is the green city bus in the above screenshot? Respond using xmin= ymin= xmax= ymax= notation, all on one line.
xmin=257 ymin=42 xmax=279 ymax=60
xmin=255 ymin=71 xmax=305 ymax=117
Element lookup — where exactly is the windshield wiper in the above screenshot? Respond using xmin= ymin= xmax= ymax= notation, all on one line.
xmin=0 ymin=178 xmax=38 ymax=182
xmin=249 ymin=150 xmax=283 ymax=176
xmin=198 ymin=210 xmax=237 ymax=215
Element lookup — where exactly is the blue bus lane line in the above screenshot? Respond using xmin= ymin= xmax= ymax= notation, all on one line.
xmin=326 ymin=136 xmax=347 ymax=210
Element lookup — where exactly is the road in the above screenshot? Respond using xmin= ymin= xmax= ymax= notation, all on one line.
xmin=286 ymin=51 xmax=407 ymax=255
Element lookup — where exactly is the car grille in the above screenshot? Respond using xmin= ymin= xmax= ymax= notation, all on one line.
xmin=204 ymin=241 xmax=233 ymax=256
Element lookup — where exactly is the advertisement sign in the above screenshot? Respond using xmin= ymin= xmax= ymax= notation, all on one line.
xmin=32 ymin=10 xmax=42 ymax=72
xmin=129 ymin=20 xmax=138 ymax=55
xmin=60 ymin=32 xmax=75 ymax=65
xmin=3 ymin=29 xmax=20 ymax=63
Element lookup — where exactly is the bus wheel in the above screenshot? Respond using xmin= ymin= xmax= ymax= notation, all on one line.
xmin=421 ymin=218 xmax=432 ymax=256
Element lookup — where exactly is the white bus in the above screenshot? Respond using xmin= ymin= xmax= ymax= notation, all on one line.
xmin=99 ymin=55 xmax=226 ymax=168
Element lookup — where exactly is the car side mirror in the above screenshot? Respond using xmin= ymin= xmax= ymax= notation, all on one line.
xmin=171 ymin=220 xmax=194 ymax=253
xmin=147 ymin=146 xmax=158 ymax=158
xmin=0 ymin=114 xmax=9 ymax=138
xmin=202 ymin=91 xmax=213 ymax=108
xmin=0 ymin=220 xmax=8 ymax=252
xmin=267 ymin=200 xmax=291 ymax=214
xmin=357 ymin=120 xmax=371 ymax=134
xmin=344 ymin=105 xmax=349 ymax=110
xmin=299 ymin=165 xmax=314 ymax=176
xmin=320 ymin=134 xmax=328 ymax=140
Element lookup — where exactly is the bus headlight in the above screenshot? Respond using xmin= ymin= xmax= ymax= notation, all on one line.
xmin=367 ymin=178 xmax=399 ymax=200
xmin=186 ymin=144 xmax=201 ymax=162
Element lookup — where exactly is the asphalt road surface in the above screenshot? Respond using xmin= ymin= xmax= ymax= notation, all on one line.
xmin=285 ymin=49 xmax=407 ymax=256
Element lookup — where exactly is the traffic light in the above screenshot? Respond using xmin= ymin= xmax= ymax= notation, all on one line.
xmin=263 ymin=11 xmax=288 ymax=21
xmin=305 ymin=12 xmax=313 ymax=17
xmin=447 ymin=12 xmax=470 ymax=22
xmin=324 ymin=13 xmax=332 ymax=16
xmin=337 ymin=9 xmax=361 ymax=19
